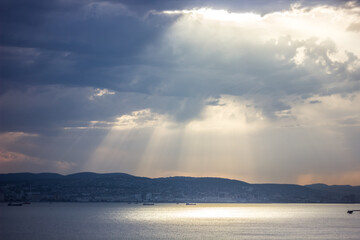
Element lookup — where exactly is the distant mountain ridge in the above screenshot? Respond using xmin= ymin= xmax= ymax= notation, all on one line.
xmin=0 ymin=172 xmax=359 ymax=203
xmin=0 ymin=172 xmax=64 ymax=181
xmin=0 ymin=172 xmax=140 ymax=182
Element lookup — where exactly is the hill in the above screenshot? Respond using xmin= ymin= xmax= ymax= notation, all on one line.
xmin=0 ymin=172 xmax=359 ymax=203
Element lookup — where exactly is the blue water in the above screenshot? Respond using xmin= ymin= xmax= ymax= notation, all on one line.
xmin=1 ymin=203 xmax=359 ymax=239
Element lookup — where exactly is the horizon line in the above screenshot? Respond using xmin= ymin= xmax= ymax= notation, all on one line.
xmin=1 ymin=171 xmax=358 ymax=187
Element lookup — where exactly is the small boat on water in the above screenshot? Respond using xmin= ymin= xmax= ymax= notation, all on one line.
xmin=8 ymin=202 xmax=23 ymax=206
xmin=347 ymin=210 xmax=360 ymax=214
xmin=186 ymin=202 xmax=196 ymax=205
xmin=143 ymin=202 xmax=155 ymax=205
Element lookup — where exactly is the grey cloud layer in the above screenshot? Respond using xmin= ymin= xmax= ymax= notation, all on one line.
xmin=1 ymin=0 xmax=360 ymax=182
xmin=0 ymin=1 xmax=165 ymax=91
xmin=1 ymin=0 xmax=360 ymax=131
xmin=2 ymin=0 xmax=355 ymax=90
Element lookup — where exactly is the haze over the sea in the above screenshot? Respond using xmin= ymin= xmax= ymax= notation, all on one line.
xmin=1 ymin=0 xmax=360 ymax=185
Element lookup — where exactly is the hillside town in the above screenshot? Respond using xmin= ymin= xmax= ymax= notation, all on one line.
xmin=1 ymin=173 xmax=359 ymax=203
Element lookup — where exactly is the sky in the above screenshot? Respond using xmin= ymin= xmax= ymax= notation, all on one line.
xmin=1 ymin=0 xmax=360 ymax=185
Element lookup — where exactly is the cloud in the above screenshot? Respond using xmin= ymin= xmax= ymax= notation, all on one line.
xmin=0 ymin=150 xmax=41 ymax=164
xmin=0 ymin=149 xmax=77 ymax=173
xmin=0 ymin=1 xmax=168 ymax=93
xmin=0 ymin=131 xmax=77 ymax=173
xmin=134 ymin=4 xmax=360 ymax=120
xmin=309 ymin=100 xmax=322 ymax=104
xmin=90 ymin=88 xmax=115 ymax=100
xmin=1 ymin=1 xmax=360 ymax=184
xmin=347 ymin=22 xmax=360 ymax=32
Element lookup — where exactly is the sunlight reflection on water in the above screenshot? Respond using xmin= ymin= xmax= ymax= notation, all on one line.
xmin=113 ymin=204 xmax=328 ymax=222
xmin=1 ymin=203 xmax=360 ymax=240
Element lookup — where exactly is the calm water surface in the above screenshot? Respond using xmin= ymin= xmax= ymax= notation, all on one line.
xmin=1 ymin=203 xmax=359 ymax=239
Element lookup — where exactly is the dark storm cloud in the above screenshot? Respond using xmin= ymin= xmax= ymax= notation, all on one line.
xmin=0 ymin=0 xmax=85 ymax=24
xmin=0 ymin=84 xmax=203 ymax=133
xmin=0 ymin=0 xmax=359 ymax=129
xmin=0 ymin=86 xmax=105 ymax=133
xmin=0 ymin=0 xmax=172 ymax=93
xmin=0 ymin=86 xmax=143 ymax=133
xmin=1 ymin=0 xmax=356 ymax=92
xmin=1 ymin=0 xmax=359 ymax=133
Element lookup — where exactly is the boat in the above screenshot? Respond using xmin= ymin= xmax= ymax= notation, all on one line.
xmin=143 ymin=202 xmax=155 ymax=205
xmin=347 ymin=210 xmax=360 ymax=214
xmin=8 ymin=202 xmax=23 ymax=206
xmin=186 ymin=202 xmax=196 ymax=205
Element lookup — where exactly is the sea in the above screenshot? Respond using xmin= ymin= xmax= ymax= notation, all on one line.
xmin=1 ymin=203 xmax=359 ymax=239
